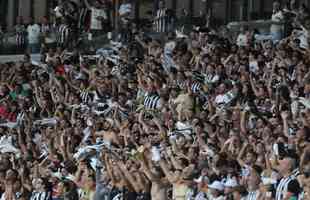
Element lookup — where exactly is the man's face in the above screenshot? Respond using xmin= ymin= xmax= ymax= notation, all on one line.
xmin=246 ymin=169 xmax=260 ymax=188
xmin=278 ymin=158 xmax=292 ymax=175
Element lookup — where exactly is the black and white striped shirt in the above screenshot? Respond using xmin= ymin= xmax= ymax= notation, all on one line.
xmin=275 ymin=175 xmax=297 ymax=200
xmin=15 ymin=24 xmax=26 ymax=46
xmin=57 ymin=24 xmax=70 ymax=45
xmin=177 ymin=80 xmax=187 ymax=90
xmin=191 ymin=82 xmax=202 ymax=93
xmin=154 ymin=8 xmax=168 ymax=33
xmin=80 ymin=89 xmax=93 ymax=104
xmin=78 ymin=7 xmax=89 ymax=30
xmin=41 ymin=24 xmax=51 ymax=34
xmin=30 ymin=191 xmax=50 ymax=200
xmin=246 ymin=191 xmax=259 ymax=200
xmin=144 ymin=93 xmax=161 ymax=110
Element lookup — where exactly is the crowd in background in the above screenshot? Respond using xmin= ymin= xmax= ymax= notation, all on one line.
xmin=0 ymin=0 xmax=310 ymax=200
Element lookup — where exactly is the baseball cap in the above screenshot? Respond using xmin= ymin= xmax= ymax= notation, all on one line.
xmin=208 ymin=181 xmax=224 ymax=191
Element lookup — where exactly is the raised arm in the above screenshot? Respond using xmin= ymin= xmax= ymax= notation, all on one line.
xmin=116 ymin=160 xmax=142 ymax=193
xmin=104 ymin=154 xmax=118 ymax=185
xmin=300 ymin=145 xmax=310 ymax=171
xmin=237 ymin=142 xmax=248 ymax=167
xmin=138 ymin=153 xmax=159 ymax=182
xmin=159 ymin=158 xmax=177 ymax=184
xmin=240 ymin=111 xmax=248 ymax=135
xmin=138 ymin=110 xmax=151 ymax=133
xmin=280 ymin=111 xmax=290 ymax=138
xmin=249 ymin=75 xmax=261 ymax=97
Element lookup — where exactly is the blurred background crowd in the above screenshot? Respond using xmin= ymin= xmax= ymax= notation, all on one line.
xmin=0 ymin=0 xmax=310 ymax=200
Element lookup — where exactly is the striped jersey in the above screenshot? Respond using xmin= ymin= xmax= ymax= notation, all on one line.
xmin=30 ymin=191 xmax=51 ymax=200
xmin=41 ymin=24 xmax=51 ymax=34
xmin=245 ymin=191 xmax=259 ymax=200
xmin=154 ymin=8 xmax=168 ymax=33
xmin=80 ymin=89 xmax=93 ymax=104
xmin=15 ymin=24 xmax=26 ymax=46
xmin=144 ymin=93 xmax=161 ymax=110
xmin=78 ymin=7 xmax=90 ymax=30
xmin=275 ymin=174 xmax=298 ymax=200
xmin=191 ymin=82 xmax=202 ymax=93
xmin=57 ymin=24 xmax=70 ymax=45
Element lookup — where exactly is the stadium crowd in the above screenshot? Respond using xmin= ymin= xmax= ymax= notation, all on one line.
xmin=0 ymin=0 xmax=310 ymax=200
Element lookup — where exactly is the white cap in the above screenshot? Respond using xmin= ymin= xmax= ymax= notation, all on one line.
xmin=224 ymin=179 xmax=238 ymax=187
xmin=208 ymin=181 xmax=224 ymax=191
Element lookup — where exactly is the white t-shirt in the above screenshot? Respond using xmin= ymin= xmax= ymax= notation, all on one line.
xmin=27 ymin=24 xmax=41 ymax=44
xmin=90 ymin=7 xmax=107 ymax=30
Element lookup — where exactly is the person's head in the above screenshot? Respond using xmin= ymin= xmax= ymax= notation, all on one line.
xmin=245 ymin=150 xmax=257 ymax=165
xmin=0 ymin=156 xmax=11 ymax=172
xmin=5 ymin=168 xmax=18 ymax=183
xmin=218 ymin=83 xmax=227 ymax=94
xmin=304 ymin=17 xmax=310 ymax=30
xmin=296 ymin=127 xmax=310 ymax=141
xmin=159 ymin=0 xmax=165 ymax=9
xmin=232 ymin=186 xmax=248 ymax=200
xmin=93 ymin=0 xmax=100 ymax=8
xmin=278 ymin=156 xmax=296 ymax=176
xmin=23 ymin=53 xmax=31 ymax=63
xmin=273 ymin=1 xmax=281 ymax=11
xmin=32 ymin=177 xmax=46 ymax=191
xmin=175 ymin=135 xmax=186 ymax=147
xmin=57 ymin=179 xmax=79 ymax=200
